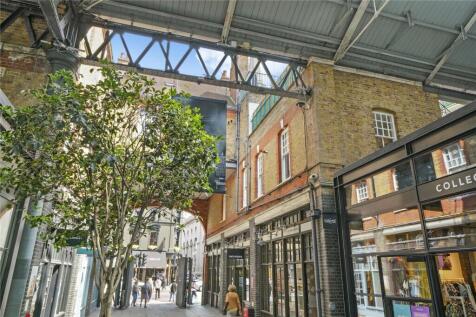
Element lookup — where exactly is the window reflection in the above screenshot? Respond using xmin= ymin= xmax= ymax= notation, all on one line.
xmin=260 ymin=243 xmax=273 ymax=314
xmin=346 ymin=161 xmax=413 ymax=206
xmin=349 ymin=206 xmax=423 ymax=254
xmin=423 ymin=191 xmax=476 ymax=249
xmin=381 ymin=256 xmax=431 ymax=299
xmin=415 ymin=133 xmax=476 ymax=184
xmin=352 ymin=255 xmax=384 ymax=316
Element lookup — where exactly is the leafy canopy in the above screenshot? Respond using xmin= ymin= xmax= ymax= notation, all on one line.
xmin=0 ymin=66 xmax=219 ymax=250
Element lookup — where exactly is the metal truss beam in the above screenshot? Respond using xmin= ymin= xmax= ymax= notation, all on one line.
xmin=221 ymin=0 xmax=237 ymax=43
xmin=334 ymin=0 xmax=369 ymax=62
xmin=334 ymin=0 xmax=390 ymax=62
xmin=37 ymin=0 xmax=65 ymax=42
xmin=0 ymin=7 xmax=24 ymax=33
xmin=81 ymin=59 xmax=306 ymax=99
xmin=81 ymin=19 xmax=310 ymax=99
xmin=425 ymin=12 xmax=476 ymax=85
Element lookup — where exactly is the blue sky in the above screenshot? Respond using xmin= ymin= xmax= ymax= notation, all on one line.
xmin=111 ymin=32 xmax=287 ymax=80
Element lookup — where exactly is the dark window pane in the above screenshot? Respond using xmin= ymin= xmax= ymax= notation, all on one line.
xmin=306 ymin=263 xmax=317 ymax=317
xmin=415 ymin=133 xmax=476 ymax=184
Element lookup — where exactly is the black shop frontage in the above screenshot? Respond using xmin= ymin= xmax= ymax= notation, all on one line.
xmin=335 ymin=101 xmax=476 ymax=317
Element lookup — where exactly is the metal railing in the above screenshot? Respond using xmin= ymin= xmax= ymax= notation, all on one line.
xmin=251 ymin=66 xmax=300 ymax=131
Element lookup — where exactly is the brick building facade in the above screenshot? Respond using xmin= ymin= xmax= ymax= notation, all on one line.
xmin=203 ymin=60 xmax=441 ymax=317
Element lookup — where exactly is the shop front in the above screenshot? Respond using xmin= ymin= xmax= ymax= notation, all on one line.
xmin=257 ymin=209 xmax=317 ymax=317
xmin=205 ymin=241 xmax=221 ymax=308
xmin=335 ymin=102 xmax=476 ymax=317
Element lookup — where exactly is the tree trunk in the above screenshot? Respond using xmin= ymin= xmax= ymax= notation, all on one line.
xmin=98 ymin=289 xmax=114 ymax=317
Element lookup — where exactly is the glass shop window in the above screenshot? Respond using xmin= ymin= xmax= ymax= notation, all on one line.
xmin=423 ymin=191 xmax=476 ymax=249
xmin=274 ymin=241 xmax=283 ymax=263
xmin=352 ymin=255 xmax=384 ymax=316
xmin=302 ymin=233 xmax=317 ymax=317
xmin=381 ymin=256 xmax=434 ymax=316
xmin=260 ymin=243 xmax=273 ymax=314
xmin=415 ymin=133 xmax=476 ymax=184
xmin=436 ymin=251 xmax=476 ymax=317
xmin=381 ymin=256 xmax=431 ymax=299
xmin=348 ymin=206 xmax=423 ymax=254
xmin=346 ymin=161 xmax=413 ymax=206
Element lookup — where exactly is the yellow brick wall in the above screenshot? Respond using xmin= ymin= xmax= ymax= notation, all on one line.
xmin=0 ymin=11 xmax=49 ymax=47
xmin=309 ymin=63 xmax=440 ymax=182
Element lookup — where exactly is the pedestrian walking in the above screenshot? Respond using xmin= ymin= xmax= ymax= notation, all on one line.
xmin=169 ymin=280 xmax=177 ymax=302
xmin=146 ymin=278 xmax=153 ymax=300
xmin=161 ymin=277 xmax=166 ymax=291
xmin=224 ymin=284 xmax=241 ymax=316
xmin=140 ymin=278 xmax=153 ymax=308
xmin=140 ymin=284 xmax=147 ymax=308
xmin=154 ymin=277 xmax=162 ymax=299
xmin=132 ymin=280 xmax=139 ymax=307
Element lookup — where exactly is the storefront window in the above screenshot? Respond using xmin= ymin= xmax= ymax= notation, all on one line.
xmin=274 ymin=241 xmax=285 ymax=317
xmin=286 ymin=238 xmax=299 ymax=317
xmin=381 ymin=256 xmax=431 ymax=299
xmin=349 ymin=206 xmax=424 ymax=254
xmin=415 ymin=133 xmax=476 ymax=184
xmin=436 ymin=251 xmax=476 ymax=317
xmin=303 ymin=233 xmax=317 ymax=317
xmin=352 ymin=256 xmax=383 ymax=316
xmin=423 ymin=191 xmax=476 ymax=249
xmin=346 ymin=161 xmax=413 ymax=206
xmin=260 ymin=243 xmax=273 ymax=314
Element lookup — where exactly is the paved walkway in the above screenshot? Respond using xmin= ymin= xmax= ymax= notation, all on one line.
xmin=90 ymin=291 xmax=222 ymax=317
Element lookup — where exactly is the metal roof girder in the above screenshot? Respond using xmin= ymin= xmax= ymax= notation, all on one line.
xmin=333 ymin=0 xmax=370 ymax=62
xmin=221 ymin=0 xmax=237 ymax=44
xmin=425 ymin=11 xmax=476 ymax=85
xmin=334 ymin=0 xmax=391 ymax=63
xmin=37 ymin=0 xmax=65 ymax=42
xmin=87 ymin=18 xmax=308 ymax=67
xmin=326 ymin=0 xmax=476 ymax=41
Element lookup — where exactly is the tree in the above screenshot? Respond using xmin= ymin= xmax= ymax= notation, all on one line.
xmin=0 ymin=66 xmax=218 ymax=317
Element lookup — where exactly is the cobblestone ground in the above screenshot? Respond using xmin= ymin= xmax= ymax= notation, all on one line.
xmin=90 ymin=290 xmax=222 ymax=317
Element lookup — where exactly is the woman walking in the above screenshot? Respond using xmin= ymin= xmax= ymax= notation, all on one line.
xmin=224 ymin=284 xmax=241 ymax=316
xmin=131 ymin=280 xmax=139 ymax=307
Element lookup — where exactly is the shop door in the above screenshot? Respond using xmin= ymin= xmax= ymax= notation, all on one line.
xmin=234 ymin=267 xmax=246 ymax=305
xmin=379 ymin=255 xmax=434 ymax=317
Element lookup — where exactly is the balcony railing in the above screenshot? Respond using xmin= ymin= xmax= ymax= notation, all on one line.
xmin=251 ymin=66 xmax=300 ymax=131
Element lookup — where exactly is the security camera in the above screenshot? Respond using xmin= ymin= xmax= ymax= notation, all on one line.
xmin=296 ymin=101 xmax=307 ymax=108
xmin=308 ymin=173 xmax=319 ymax=188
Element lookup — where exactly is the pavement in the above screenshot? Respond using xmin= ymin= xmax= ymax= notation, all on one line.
xmin=89 ymin=290 xmax=222 ymax=317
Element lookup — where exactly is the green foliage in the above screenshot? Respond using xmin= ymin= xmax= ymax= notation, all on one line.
xmin=0 ymin=66 xmax=219 ymax=255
